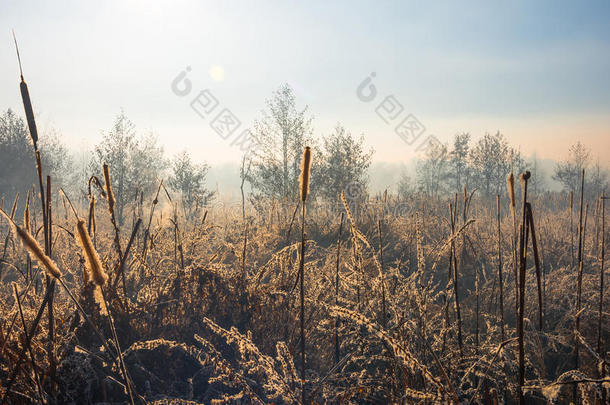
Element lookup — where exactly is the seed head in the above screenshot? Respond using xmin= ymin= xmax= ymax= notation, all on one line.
xmin=75 ymin=219 xmax=107 ymax=286
xmin=16 ymin=225 xmax=61 ymax=279
xmin=299 ymin=147 xmax=312 ymax=202
xmin=507 ymin=173 xmax=516 ymax=208
xmin=103 ymin=163 xmax=115 ymax=210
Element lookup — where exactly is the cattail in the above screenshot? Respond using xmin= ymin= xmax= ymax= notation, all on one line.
xmin=507 ymin=171 xmax=518 ymax=316
xmin=76 ymin=219 xmax=107 ymax=286
xmin=13 ymin=32 xmax=38 ymax=149
xmin=507 ymin=173 xmax=516 ymax=212
xmin=103 ymin=163 xmax=115 ymax=210
xmin=297 ymin=145 xmax=311 ymax=404
xmin=519 ymin=171 xmax=531 ymax=185
xmin=15 ymin=225 xmax=61 ymax=279
xmin=299 ymin=146 xmax=312 ymax=202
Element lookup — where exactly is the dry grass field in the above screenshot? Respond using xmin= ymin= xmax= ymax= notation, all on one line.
xmin=0 ymin=150 xmax=608 ymax=403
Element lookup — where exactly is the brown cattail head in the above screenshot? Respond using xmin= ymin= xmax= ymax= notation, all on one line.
xmin=520 ymin=171 xmax=531 ymax=188
xmin=13 ymin=33 xmax=38 ymax=149
xmin=102 ymin=163 xmax=115 ymax=210
xmin=299 ymin=146 xmax=312 ymax=202
xmin=76 ymin=219 xmax=107 ymax=286
xmin=507 ymin=173 xmax=516 ymax=208
xmin=20 ymin=80 xmax=38 ymax=149
xmin=15 ymin=225 xmax=61 ymax=279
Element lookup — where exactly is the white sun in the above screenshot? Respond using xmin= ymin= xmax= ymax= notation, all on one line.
xmin=209 ymin=65 xmax=225 ymax=82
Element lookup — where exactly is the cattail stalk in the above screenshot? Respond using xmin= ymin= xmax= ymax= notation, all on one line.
xmin=517 ymin=171 xmax=530 ymax=405
xmin=242 ymin=222 xmax=248 ymax=280
xmin=103 ymin=163 xmax=125 ymax=291
xmin=45 ymin=176 xmax=56 ymax=387
xmin=378 ymin=218 xmax=386 ymax=328
xmin=24 ymin=191 xmax=32 ymax=281
xmin=570 ymin=191 xmax=575 ymax=267
xmin=574 ymin=169 xmax=585 ymax=374
xmin=449 ymin=200 xmax=463 ymax=358
xmin=17 ymin=36 xmax=57 ymax=382
xmin=507 ymin=173 xmax=518 ymax=317
xmin=334 ymin=212 xmax=344 ymax=364
xmin=496 ymin=195 xmax=505 ymax=340
xmin=475 ymin=264 xmax=480 ymax=354
xmin=598 ymin=192 xmax=606 ymax=356
xmin=142 ymin=179 xmax=163 ymax=260
xmin=575 ymin=202 xmax=588 ymax=374
xmin=298 ymin=146 xmax=311 ymax=404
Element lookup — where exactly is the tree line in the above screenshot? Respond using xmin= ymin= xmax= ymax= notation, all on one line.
xmin=1 ymin=83 xmax=607 ymax=223
xmin=407 ymin=131 xmax=607 ymax=200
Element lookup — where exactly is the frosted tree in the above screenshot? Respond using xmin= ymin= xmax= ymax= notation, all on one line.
xmin=247 ymin=84 xmax=314 ymax=204
xmin=316 ymin=124 xmax=374 ymax=202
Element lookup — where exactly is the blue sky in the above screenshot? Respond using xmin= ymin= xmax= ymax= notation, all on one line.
xmin=1 ymin=0 xmax=609 ymax=165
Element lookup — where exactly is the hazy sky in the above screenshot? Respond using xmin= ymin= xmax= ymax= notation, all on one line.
xmin=1 ymin=0 xmax=609 ymax=166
